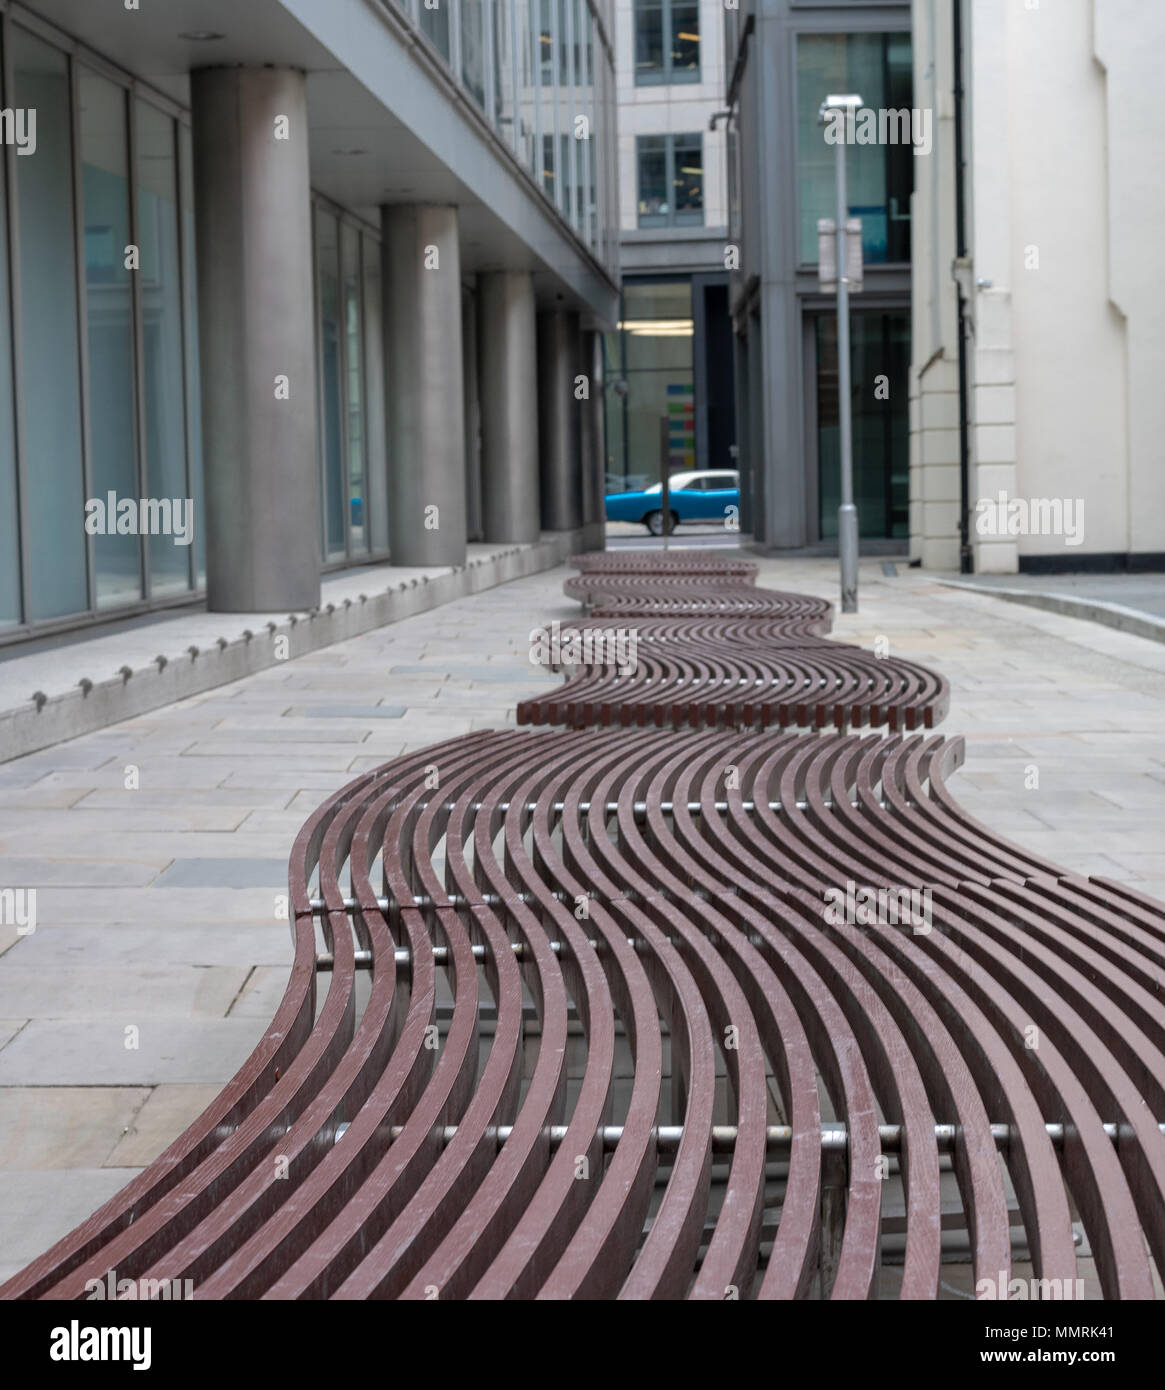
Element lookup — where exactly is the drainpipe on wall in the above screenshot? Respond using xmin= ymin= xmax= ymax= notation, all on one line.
xmin=953 ymin=0 xmax=973 ymax=574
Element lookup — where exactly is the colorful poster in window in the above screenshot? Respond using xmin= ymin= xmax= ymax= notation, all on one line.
xmin=667 ymin=382 xmax=695 ymax=470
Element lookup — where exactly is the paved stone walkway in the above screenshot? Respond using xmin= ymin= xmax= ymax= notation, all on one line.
xmin=1 ymin=554 xmax=1164 ymax=1283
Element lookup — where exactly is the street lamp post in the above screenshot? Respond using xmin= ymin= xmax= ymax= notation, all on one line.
xmin=819 ymin=93 xmax=862 ymax=614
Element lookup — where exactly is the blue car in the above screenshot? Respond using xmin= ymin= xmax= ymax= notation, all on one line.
xmin=605 ymin=470 xmax=740 ymax=536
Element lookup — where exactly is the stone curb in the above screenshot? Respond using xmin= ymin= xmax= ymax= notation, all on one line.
xmin=0 ymin=530 xmax=597 ymax=766
xmin=936 ymin=578 xmax=1165 ymax=647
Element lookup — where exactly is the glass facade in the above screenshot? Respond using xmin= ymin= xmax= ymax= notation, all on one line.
xmin=815 ymin=311 xmax=910 ymax=541
xmin=0 ymin=18 xmax=201 ymax=635
xmin=604 ymin=280 xmax=695 ymax=488
xmin=313 ymin=202 xmax=385 ymax=567
xmin=0 ymin=0 xmax=617 ymax=637
xmin=797 ymin=32 xmax=914 ymax=265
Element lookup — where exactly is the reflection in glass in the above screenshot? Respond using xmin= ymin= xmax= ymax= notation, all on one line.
xmin=673 ymin=133 xmax=703 ymax=220
xmin=610 ymin=281 xmax=695 ymax=482
xmin=342 ymin=223 xmax=366 ymax=554
xmin=13 ymin=30 xmax=87 ymax=621
xmin=542 ymin=133 xmax=556 ymax=199
xmin=493 ymin=0 xmax=517 ymax=150
xmin=637 ymin=135 xmax=667 ymax=222
xmin=816 ymin=312 xmax=910 ymax=540
xmin=316 ymin=209 xmax=345 ymax=560
xmin=670 ymin=3 xmax=700 ymax=78
xmin=81 ymin=70 xmax=141 ymax=609
xmin=421 ymin=0 xmax=451 ymax=60
xmin=517 ymin=0 xmax=538 ymax=174
xmin=461 ymin=0 xmax=486 ymax=109
xmin=796 ymin=32 xmax=913 ymax=265
xmin=137 ymin=99 xmax=191 ymax=595
xmin=361 ymin=232 xmax=388 ymax=554
xmin=634 ymin=0 xmax=698 ymax=84
xmin=635 ymin=0 xmax=663 ymax=81
xmin=0 ymin=68 xmax=19 ymax=624
xmin=179 ymin=124 xmax=205 ymax=589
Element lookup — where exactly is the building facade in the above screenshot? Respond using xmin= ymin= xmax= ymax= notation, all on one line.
xmin=603 ymin=0 xmax=735 ymax=492
xmin=724 ymin=0 xmax=914 ymax=553
xmin=0 ymin=0 xmax=618 ymax=641
xmin=911 ymin=0 xmax=1165 ymax=573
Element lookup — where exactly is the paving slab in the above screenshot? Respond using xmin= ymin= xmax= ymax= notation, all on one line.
xmin=0 ymin=1017 xmax=270 ymax=1086
xmin=0 ymin=1169 xmax=144 ymax=1270
xmin=0 ymin=1087 xmax=149 ymax=1168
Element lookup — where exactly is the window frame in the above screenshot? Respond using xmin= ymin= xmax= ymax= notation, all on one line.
xmin=636 ymin=131 xmax=704 ymax=229
xmin=633 ymin=0 xmax=700 ymax=86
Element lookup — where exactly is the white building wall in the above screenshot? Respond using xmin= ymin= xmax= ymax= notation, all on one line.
xmin=1094 ymin=0 xmax=1165 ymax=559
xmin=614 ymin=0 xmax=730 ymax=235
xmin=911 ymin=0 xmax=1164 ymax=572
xmin=910 ymin=0 xmax=962 ymax=571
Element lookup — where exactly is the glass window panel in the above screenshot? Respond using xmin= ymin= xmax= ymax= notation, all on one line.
xmin=421 ymin=0 xmax=451 ymax=60
xmin=0 ymin=88 xmax=17 ymax=626
xmin=493 ymin=0 xmax=516 ymax=149
xmin=342 ymin=223 xmax=366 ymax=554
xmin=539 ymin=0 xmax=554 ymax=85
xmin=542 ymin=132 xmax=556 ymax=197
xmin=573 ymin=0 xmax=587 ymax=237
xmin=670 ymin=3 xmax=700 ymax=80
xmin=673 ymin=133 xmax=703 ymax=224
xmin=619 ymin=281 xmax=694 ymax=480
xmin=797 ymin=32 xmax=913 ymax=266
xmin=179 ymin=123 xmax=205 ymax=589
xmin=517 ymin=0 xmax=537 ymax=174
xmin=634 ymin=0 xmax=663 ymax=82
xmin=316 ymin=208 xmax=345 ymax=561
xmin=637 ymin=135 xmax=667 ymax=225
xmin=361 ymin=233 xmax=388 ymax=554
xmin=136 ymin=100 xmax=191 ymax=596
xmin=558 ymin=0 xmax=573 ymax=221
xmin=13 ymin=28 xmax=87 ymax=622
xmin=80 ymin=70 xmax=141 ymax=609
xmin=461 ymin=0 xmax=486 ymax=109
xmin=816 ymin=311 xmax=910 ymax=540
xmin=601 ymin=332 xmax=626 ymax=484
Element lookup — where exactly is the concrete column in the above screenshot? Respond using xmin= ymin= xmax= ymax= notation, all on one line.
xmin=381 ymin=205 xmax=467 ymax=566
xmin=191 ymin=67 xmax=319 ymax=612
xmin=537 ymin=309 xmax=583 ymax=531
xmin=578 ymin=329 xmax=607 ymax=547
xmin=478 ymin=271 xmax=541 ymax=544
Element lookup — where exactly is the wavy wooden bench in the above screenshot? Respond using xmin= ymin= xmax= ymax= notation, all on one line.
xmin=6 ymin=725 xmax=1162 ymax=1300
xmin=569 ymin=551 xmax=759 ymax=580
xmin=519 ymin=616 xmax=949 ymax=732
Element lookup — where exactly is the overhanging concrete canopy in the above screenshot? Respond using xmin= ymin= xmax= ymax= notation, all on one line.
xmin=18 ymin=0 xmax=619 ymax=326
